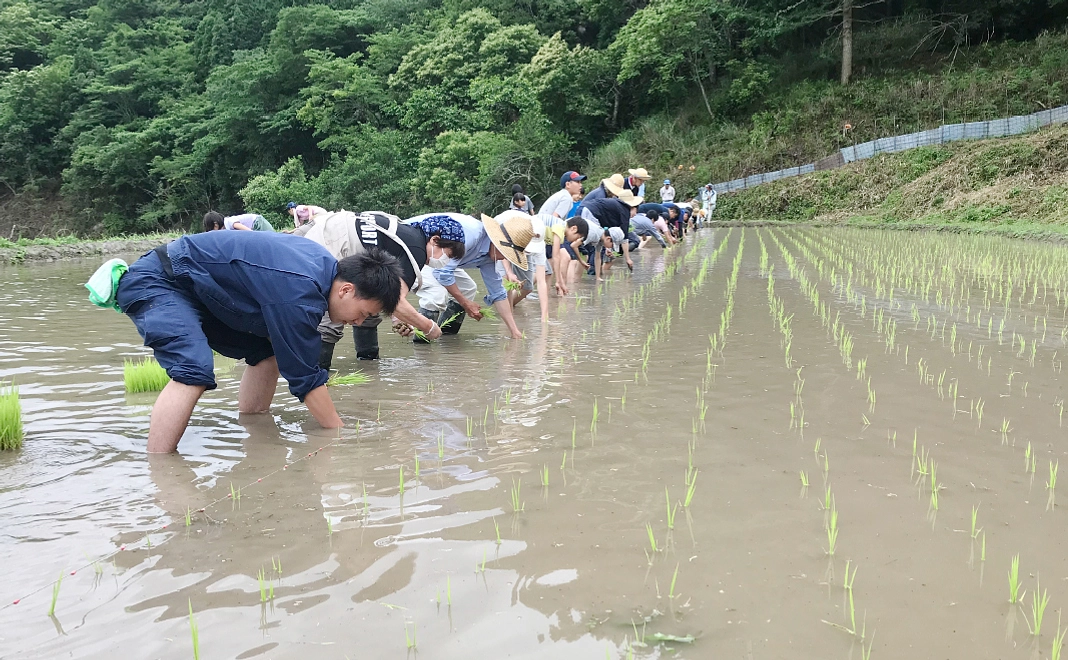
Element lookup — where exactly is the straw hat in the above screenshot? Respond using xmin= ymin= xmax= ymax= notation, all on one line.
xmin=628 ymin=168 xmax=651 ymax=180
xmin=617 ymin=190 xmax=644 ymax=207
xmin=481 ymin=213 xmax=532 ymax=270
xmin=602 ymin=173 xmax=626 ymax=197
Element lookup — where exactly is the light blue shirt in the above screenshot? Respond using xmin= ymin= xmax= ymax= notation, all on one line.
xmin=404 ymin=213 xmax=507 ymax=305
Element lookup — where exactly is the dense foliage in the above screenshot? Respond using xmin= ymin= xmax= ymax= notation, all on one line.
xmin=0 ymin=0 xmax=1063 ymax=235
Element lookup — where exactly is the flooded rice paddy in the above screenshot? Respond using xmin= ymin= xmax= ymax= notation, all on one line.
xmin=2 ymin=227 xmax=1068 ymax=659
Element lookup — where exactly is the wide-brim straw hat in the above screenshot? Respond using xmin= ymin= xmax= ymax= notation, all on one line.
xmin=628 ymin=167 xmax=651 ymax=180
xmin=481 ymin=213 xmax=531 ymax=270
xmin=602 ymin=173 xmax=626 ymax=198
xmin=617 ymin=190 xmax=644 ymax=207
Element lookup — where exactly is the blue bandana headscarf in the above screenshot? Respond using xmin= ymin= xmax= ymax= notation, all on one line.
xmin=411 ymin=215 xmax=466 ymax=244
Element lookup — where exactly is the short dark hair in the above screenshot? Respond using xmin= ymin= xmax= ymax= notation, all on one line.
xmin=203 ymin=211 xmax=224 ymax=232
xmin=646 ymin=210 xmax=660 ymax=221
xmin=433 ymin=237 xmax=466 ymax=260
xmin=335 ymin=248 xmax=403 ymax=314
xmin=512 ymin=192 xmax=526 ymax=206
xmin=566 ymin=218 xmax=588 ymax=239
xmin=511 ymin=184 xmax=523 ymax=194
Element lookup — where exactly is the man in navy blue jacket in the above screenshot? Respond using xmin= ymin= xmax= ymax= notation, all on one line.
xmin=116 ymin=231 xmax=402 ymax=453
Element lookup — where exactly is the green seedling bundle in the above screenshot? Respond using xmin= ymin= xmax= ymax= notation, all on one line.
xmin=124 ymin=356 xmax=169 ymax=393
xmin=0 ymin=380 xmax=21 ymax=450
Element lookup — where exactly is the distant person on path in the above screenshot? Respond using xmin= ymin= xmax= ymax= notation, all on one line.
xmin=539 ymin=171 xmax=586 ymax=218
xmin=203 ymin=211 xmax=274 ymax=232
xmin=291 ymin=210 xmax=467 ymax=368
xmin=114 ymin=231 xmax=402 ymax=452
xmin=624 ymin=168 xmax=650 ymax=197
xmin=700 ymin=184 xmax=718 ymax=216
xmin=287 ymin=202 xmax=328 ymax=229
xmin=659 ymin=179 xmax=675 ymax=203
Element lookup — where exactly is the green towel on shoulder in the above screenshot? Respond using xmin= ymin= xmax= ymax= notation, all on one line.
xmin=85 ymin=258 xmax=129 ymax=312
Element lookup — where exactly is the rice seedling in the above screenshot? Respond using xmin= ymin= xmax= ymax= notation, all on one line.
xmin=669 ymin=564 xmax=680 ymax=599
xmin=590 ymin=399 xmax=599 ymax=434
xmin=123 ymin=357 xmax=169 ymax=393
xmin=437 ymin=431 xmax=445 ymax=459
xmin=414 ymin=454 xmax=420 ymax=480
xmin=326 ymin=371 xmax=370 ymax=386
xmin=510 ymin=478 xmax=524 ymax=513
xmin=230 ymin=482 xmax=240 ymax=501
xmin=1053 ymin=612 xmax=1067 ymax=660
xmin=665 ymin=488 xmax=678 ymax=530
xmin=1049 ymin=461 xmax=1059 ymax=494
xmin=446 ymin=575 xmax=452 ymax=606
xmin=684 ymin=471 xmax=698 ymax=507
xmin=1027 ymin=577 xmax=1051 ymax=636
xmin=185 ymin=507 xmax=191 ymax=527
xmin=646 ymin=523 xmax=658 ymax=553
xmin=826 ymin=500 xmax=839 ymax=556
xmin=971 ymin=505 xmax=982 ymax=539
xmin=0 ymin=381 xmax=22 ymax=450
xmin=258 ymin=567 xmax=267 ymax=602
xmin=404 ymin=621 xmax=417 ymax=650
xmin=494 ymin=517 xmax=501 ymax=545
xmin=48 ymin=572 xmax=62 ymax=616
xmin=981 ymin=532 xmax=986 ymax=561
xmin=571 ymin=421 xmax=576 ymax=450
xmin=814 ymin=438 xmax=821 ymax=460
xmin=1009 ymin=554 xmax=1022 ymax=604
xmin=504 ymin=279 xmax=522 ymax=292
xmin=541 ymin=464 xmax=549 ymax=487
xmin=799 ymin=471 xmax=809 ymax=488
xmin=189 ymin=599 xmax=200 ymax=660
xmin=398 ymin=466 xmax=404 ymax=495
xmin=560 ymin=451 xmax=567 ymax=470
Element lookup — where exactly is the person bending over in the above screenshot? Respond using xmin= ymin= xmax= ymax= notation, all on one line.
xmin=202 ymin=211 xmax=274 ymax=232
xmin=115 ymin=231 xmax=401 ymax=452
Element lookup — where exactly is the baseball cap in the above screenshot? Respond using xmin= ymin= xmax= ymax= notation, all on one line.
xmin=560 ymin=171 xmax=587 ymax=188
xmin=286 ymin=201 xmax=297 ymax=209
xmin=663 ymin=179 xmax=671 ymax=185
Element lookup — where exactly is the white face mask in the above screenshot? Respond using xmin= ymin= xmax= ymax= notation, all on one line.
xmin=427 ymin=243 xmax=450 ymax=269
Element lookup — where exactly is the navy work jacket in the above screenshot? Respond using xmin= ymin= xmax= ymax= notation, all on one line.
xmin=168 ymin=231 xmax=337 ymax=400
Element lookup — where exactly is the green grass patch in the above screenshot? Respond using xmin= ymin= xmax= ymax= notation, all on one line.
xmin=124 ymin=357 xmax=170 ymax=393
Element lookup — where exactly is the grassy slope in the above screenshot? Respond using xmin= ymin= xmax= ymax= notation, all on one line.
xmin=713 ymin=122 xmax=1068 ymax=239
xmin=586 ymin=29 xmax=1068 ymax=203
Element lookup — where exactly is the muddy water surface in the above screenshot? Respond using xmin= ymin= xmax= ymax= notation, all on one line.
xmin=2 ymin=230 xmax=1068 ymax=659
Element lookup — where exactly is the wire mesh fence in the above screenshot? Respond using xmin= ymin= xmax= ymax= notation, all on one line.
xmin=710 ymin=104 xmax=1068 ymax=195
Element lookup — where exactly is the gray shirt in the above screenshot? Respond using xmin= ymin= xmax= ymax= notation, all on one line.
xmin=539 ymin=188 xmax=574 ymax=219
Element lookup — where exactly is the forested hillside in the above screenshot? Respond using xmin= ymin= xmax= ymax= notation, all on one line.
xmin=0 ymin=0 xmax=1064 ymax=237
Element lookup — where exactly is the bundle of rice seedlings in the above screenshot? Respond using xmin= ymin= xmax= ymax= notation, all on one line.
xmin=124 ymin=357 xmax=170 ymax=393
xmin=0 ymin=381 xmax=22 ymax=450
xmin=326 ymin=371 xmax=371 ymax=386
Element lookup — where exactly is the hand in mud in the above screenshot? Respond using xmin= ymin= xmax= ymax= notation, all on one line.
xmin=392 ymin=322 xmax=413 ymax=337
